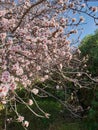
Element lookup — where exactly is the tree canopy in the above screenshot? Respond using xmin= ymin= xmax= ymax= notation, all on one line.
xmin=80 ymin=29 xmax=98 ymax=76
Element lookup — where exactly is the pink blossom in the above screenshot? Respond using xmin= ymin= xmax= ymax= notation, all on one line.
xmin=16 ymin=67 xmax=24 ymax=76
xmin=40 ymin=77 xmax=46 ymax=82
xmin=10 ymin=82 xmax=17 ymax=91
xmin=31 ymin=88 xmax=39 ymax=95
xmin=23 ymin=121 xmax=29 ymax=127
xmin=28 ymin=99 xmax=33 ymax=106
xmin=17 ymin=116 xmax=24 ymax=122
xmin=1 ymin=71 xmax=10 ymax=83
xmin=36 ymin=66 xmax=41 ymax=71
xmin=0 ymin=84 xmax=9 ymax=98
xmin=44 ymin=75 xmax=49 ymax=80
xmin=72 ymin=18 xmax=76 ymax=22
xmin=1 ymin=100 xmax=7 ymax=104
xmin=0 ymin=10 xmax=6 ymax=17
xmin=81 ymin=4 xmax=85 ymax=8
xmin=12 ymin=63 xmax=19 ymax=70
xmin=91 ymin=7 xmax=97 ymax=12
xmin=0 ymin=33 xmax=6 ymax=41
xmin=80 ymin=16 xmax=85 ymax=22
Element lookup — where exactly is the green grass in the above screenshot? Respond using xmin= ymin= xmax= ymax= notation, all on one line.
xmin=49 ymin=122 xmax=81 ymax=130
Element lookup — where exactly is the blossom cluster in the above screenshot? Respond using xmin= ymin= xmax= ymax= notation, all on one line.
xmin=0 ymin=0 xmax=97 ymax=101
xmin=0 ymin=71 xmax=16 ymax=98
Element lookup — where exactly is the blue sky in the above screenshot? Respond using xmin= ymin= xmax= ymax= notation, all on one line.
xmin=68 ymin=1 xmax=98 ymax=46
xmin=80 ymin=1 xmax=98 ymax=39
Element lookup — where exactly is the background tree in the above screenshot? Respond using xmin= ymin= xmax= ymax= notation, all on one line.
xmin=80 ymin=29 xmax=98 ymax=76
xmin=79 ymin=30 xmax=98 ymax=130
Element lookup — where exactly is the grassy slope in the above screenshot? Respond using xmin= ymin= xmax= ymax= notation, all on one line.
xmin=0 ymin=99 xmax=84 ymax=130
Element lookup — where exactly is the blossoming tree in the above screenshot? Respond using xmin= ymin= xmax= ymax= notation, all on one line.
xmin=0 ymin=0 xmax=98 ymax=129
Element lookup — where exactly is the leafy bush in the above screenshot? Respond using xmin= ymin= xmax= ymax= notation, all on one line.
xmin=80 ymin=30 xmax=98 ymax=76
xmin=80 ymin=30 xmax=98 ymax=130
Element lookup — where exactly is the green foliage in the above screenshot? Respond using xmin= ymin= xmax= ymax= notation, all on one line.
xmin=49 ymin=122 xmax=82 ymax=130
xmin=83 ymin=90 xmax=98 ymax=130
xmin=80 ymin=30 xmax=98 ymax=76
xmin=88 ymin=90 xmax=98 ymax=130
xmin=79 ymin=30 xmax=98 ymax=130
